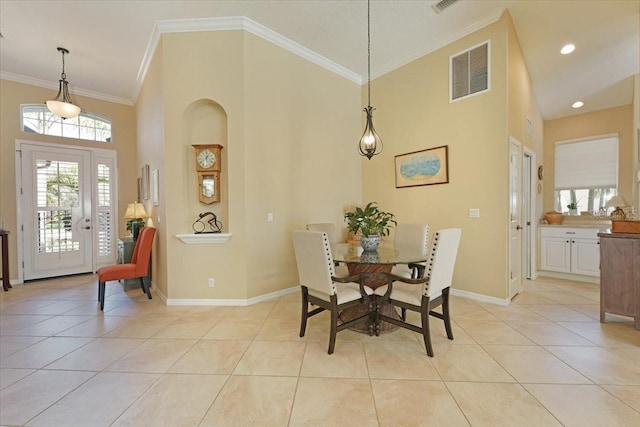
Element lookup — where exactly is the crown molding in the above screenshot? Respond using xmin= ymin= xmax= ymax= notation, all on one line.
xmin=0 ymin=70 xmax=133 ymax=106
xmin=132 ymin=16 xmax=362 ymax=103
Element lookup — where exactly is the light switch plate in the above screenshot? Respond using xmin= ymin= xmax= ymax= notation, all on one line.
xmin=469 ymin=208 xmax=480 ymax=218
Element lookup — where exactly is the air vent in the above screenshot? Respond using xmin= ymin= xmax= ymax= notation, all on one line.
xmin=432 ymin=0 xmax=459 ymax=14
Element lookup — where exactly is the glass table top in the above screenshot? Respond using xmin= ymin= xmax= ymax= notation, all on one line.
xmin=331 ymin=243 xmax=427 ymax=265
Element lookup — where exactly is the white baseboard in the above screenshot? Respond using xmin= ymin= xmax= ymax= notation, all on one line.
xmin=450 ymin=288 xmax=510 ymax=306
xmin=536 ymin=271 xmax=599 ymax=284
xmin=162 ymin=286 xmax=299 ymax=306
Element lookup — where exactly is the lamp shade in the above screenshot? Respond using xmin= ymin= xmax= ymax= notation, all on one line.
xmin=46 ymin=100 xmax=81 ymax=120
xmin=605 ymin=195 xmax=629 ymax=208
xmin=124 ymin=202 xmax=148 ymax=220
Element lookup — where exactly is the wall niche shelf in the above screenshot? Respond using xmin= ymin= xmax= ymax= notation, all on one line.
xmin=175 ymin=233 xmax=232 ymax=244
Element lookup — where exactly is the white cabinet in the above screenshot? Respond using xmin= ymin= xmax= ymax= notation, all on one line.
xmin=540 ymin=227 xmax=600 ymax=277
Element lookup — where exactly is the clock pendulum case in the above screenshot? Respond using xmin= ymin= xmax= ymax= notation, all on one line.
xmin=192 ymin=144 xmax=223 ymax=204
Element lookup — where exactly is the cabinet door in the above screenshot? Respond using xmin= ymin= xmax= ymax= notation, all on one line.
xmin=541 ymin=237 xmax=571 ymax=272
xmin=571 ymin=238 xmax=600 ymax=276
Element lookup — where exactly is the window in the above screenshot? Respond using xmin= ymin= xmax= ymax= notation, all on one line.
xmin=450 ymin=41 xmax=490 ymax=101
xmin=554 ymin=135 xmax=619 ymax=213
xmin=21 ymin=104 xmax=112 ymax=142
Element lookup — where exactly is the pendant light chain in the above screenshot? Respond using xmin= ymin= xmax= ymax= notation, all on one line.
xmin=367 ymin=0 xmax=371 ymax=107
xmin=60 ymin=49 xmax=67 ymax=80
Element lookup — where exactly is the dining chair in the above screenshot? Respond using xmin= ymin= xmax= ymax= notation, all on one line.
xmin=96 ymin=226 xmax=156 ymax=311
xmin=391 ymin=222 xmax=430 ymax=279
xmin=292 ymin=230 xmax=374 ymax=354
xmin=374 ymin=228 xmax=461 ymax=357
xmin=306 ymin=223 xmax=349 ymax=277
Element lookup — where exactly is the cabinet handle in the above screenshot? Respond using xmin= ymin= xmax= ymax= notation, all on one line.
xmin=566 ymin=232 xmax=576 ymax=234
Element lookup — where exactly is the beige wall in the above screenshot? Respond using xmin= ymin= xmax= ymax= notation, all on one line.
xmin=137 ymin=30 xmax=362 ymax=300
xmin=543 ymin=104 xmax=635 ymax=212
xmin=0 ymin=79 xmax=137 ymax=282
xmin=361 ymin=13 xmax=523 ymax=300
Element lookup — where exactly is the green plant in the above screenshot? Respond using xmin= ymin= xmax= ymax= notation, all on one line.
xmin=566 ymin=202 xmax=578 ymax=210
xmin=126 ymin=218 xmax=145 ymax=232
xmin=344 ymin=202 xmax=396 ymax=237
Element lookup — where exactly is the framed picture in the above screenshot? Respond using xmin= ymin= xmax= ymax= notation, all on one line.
xmin=151 ymin=169 xmax=159 ymax=206
xmin=137 ymin=177 xmax=142 ymax=202
xmin=395 ymin=145 xmax=449 ymax=188
xmin=141 ymin=164 xmax=150 ymax=200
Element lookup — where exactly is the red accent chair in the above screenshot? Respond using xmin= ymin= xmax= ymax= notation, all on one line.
xmin=97 ymin=227 xmax=156 ymax=311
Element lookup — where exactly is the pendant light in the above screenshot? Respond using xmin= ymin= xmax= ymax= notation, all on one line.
xmin=46 ymin=47 xmax=81 ymax=120
xmin=358 ymin=0 xmax=382 ymax=159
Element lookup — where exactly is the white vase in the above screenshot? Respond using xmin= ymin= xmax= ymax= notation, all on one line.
xmin=360 ymin=235 xmax=381 ymax=252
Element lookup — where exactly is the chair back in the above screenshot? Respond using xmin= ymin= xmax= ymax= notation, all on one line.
xmin=394 ymin=223 xmax=429 ymax=256
xmin=424 ymin=228 xmax=461 ymax=298
xmin=292 ymin=230 xmax=337 ymax=296
xmin=131 ymin=227 xmax=156 ymax=277
xmin=306 ymin=223 xmax=339 ymax=244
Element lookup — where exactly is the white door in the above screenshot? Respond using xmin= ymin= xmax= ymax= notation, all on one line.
xmin=509 ymin=138 xmax=523 ymax=298
xmin=21 ymin=144 xmax=94 ymax=280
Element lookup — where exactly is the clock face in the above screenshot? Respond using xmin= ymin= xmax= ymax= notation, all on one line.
xmin=197 ymin=149 xmax=216 ymax=169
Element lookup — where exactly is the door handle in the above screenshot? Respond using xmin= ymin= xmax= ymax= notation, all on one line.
xmin=516 ymin=225 xmax=522 ymax=230
xmin=83 ymin=226 xmax=91 ymax=230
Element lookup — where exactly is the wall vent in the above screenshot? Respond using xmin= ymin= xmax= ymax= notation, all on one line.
xmin=432 ymin=0 xmax=459 ymax=14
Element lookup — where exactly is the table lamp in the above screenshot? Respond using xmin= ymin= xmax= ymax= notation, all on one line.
xmin=605 ymin=195 xmax=629 ymax=220
xmin=124 ymin=202 xmax=148 ymax=240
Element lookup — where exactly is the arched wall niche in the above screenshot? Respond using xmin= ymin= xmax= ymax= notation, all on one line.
xmin=182 ymin=98 xmax=229 ymax=232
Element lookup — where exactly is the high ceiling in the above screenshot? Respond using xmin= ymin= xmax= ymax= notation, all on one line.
xmin=1 ymin=0 xmax=638 ymax=120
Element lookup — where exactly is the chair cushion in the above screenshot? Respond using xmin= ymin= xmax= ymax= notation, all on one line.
xmin=390 ymin=264 xmax=414 ymax=279
xmin=374 ymin=282 xmax=423 ymax=306
xmin=309 ymin=282 xmax=373 ymax=305
xmin=97 ymin=264 xmax=137 ymax=282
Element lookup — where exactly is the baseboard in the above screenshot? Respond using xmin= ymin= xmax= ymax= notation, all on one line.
xmin=162 ymin=286 xmax=299 ymax=306
xmin=536 ymin=271 xmax=599 ymax=284
xmin=450 ymin=288 xmax=510 ymax=306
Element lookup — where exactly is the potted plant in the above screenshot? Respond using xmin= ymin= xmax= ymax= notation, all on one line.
xmin=344 ymin=202 xmax=396 ymax=251
xmin=566 ymin=202 xmax=578 ymax=216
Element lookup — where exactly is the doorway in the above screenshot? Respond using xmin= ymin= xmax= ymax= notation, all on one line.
xmin=509 ymin=138 xmax=523 ymax=299
xmin=16 ymin=141 xmax=117 ymax=281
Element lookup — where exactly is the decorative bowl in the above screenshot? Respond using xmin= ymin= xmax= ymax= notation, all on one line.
xmin=544 ymin=211 xmax=564 ymax=225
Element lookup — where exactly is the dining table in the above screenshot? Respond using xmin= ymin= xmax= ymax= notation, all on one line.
xmin=331 ymin=242 xmax=428 ymax=333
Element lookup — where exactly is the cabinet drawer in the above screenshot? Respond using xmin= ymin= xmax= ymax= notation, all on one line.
xmin=540 ymin=227 xmax=600 ymax=239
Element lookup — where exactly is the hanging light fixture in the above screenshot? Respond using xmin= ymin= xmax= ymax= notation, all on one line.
xmin=46 ymin=47 xmax=81 ymax=120
xmin=358 ymin=0 xmax=382 ymax=160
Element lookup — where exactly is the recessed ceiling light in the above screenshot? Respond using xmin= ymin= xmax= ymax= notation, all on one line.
xmin=572 ymin=101 xmax=584 ymax=109
xmin=561 ymin=44 xmax=575 ymax=55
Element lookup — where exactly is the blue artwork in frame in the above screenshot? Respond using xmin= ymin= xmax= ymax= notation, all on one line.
xmin=395 ymin=145 xmax=449 ymax=188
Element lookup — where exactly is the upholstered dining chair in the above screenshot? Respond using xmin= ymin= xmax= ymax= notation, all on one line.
xmin=306 ymin=223 xmax=349 ymax=277
xmin=97 ymin=226 xmax=156 ymax=311
xmin=391 ymin=222 xmax=430 ymax=279
xmin=374 ymin=228 xmax=461 ymax=357
xmin=292 ymin=230 xmax=374 ymax=354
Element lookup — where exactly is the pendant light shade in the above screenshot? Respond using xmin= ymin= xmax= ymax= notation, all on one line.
xmin=46 ymin=47 xmax=81 ymax=120
xmin=358 ymin=0 xmax=382 ymax=159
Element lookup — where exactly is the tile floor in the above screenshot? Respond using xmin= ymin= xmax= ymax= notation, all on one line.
xmin=1 ymin=275 xmax=639 ymax=426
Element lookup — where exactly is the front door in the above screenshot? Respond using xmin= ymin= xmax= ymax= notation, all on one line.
xmin=21 ymin=144 xmax=94 ymax=280
xmin=509 ymin=138 xmax=523 ymax=298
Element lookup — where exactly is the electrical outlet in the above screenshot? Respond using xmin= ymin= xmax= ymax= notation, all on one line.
xmin=469 ymin=208 xmax=480 ymax=218
xmin=208 ymin=278 xmax=215 ymax=288
xmin=267 ymin=212 xmax=274 ymax=222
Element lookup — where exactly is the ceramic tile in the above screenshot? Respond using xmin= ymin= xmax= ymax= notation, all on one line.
xmin=201 ymin=317 xmax=263 ymax=340
xmin=105 ymin=338 xmax=196 ymax=373
xmin=0 ymin=337 xmax=94 ymax=369
xmin=507 ymin=320 xmax=597 ymax=346
xmin=112 ymin=374 xmax=227 ymax=426
xmin=46 ymin=337 xmax=144 ymax=371
xmin=153 ymin=315 xmax=220 ymax=339
xmin=233 ymin=340 xmax=305 ymax=376
xmin=0 ymin=368 xmax=35 ymax=390
xmin=455 ymin=318 xmax=535 ymax=345
xmin=447 ymin=382 xmax=561 ymax=426
xmin=5 ymin=315 xmax=93 ymax=336
xmin=289 ymin=377 xmax=378 ymax=426
xmin=0 ymin=314 xmax=52 ymax=334
xmin=103 ymin=315 xmax=180 ymax=338
xmin=54 ymin=315 xmax=131 ymax=337
xmin=523 ymin=304 xmax=595 ymax=321
xmin=364 ymin=340 xmax=440 ymax=380
xmin=254 ymin=316 xmax=308 ymax=341
xmin=200 ymin=376 xmax=297 ymax=426
xmin=168 ymin=340 xmax=250 ymax=374
xmin=430 ymin=343 xmax=515 ymax=382
xmin=524 ymin=384 xmax=640 ymax=427
xmin=372 ymin=379 xmax=470 ymax=426
xmin=602 ymin=385 xmax=640 ymax=412
xmin=300 ymin=341 xmax=369 ymax=378
xmin=0 ymin=335 xmax=45 ymax=358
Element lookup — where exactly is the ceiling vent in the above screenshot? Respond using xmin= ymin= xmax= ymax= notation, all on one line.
xmin=432 ymin=0 xmax=459 ymax=14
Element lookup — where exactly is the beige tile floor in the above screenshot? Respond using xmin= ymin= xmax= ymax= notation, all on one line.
xmin=1 ymin=275 xmax=639 ymax=426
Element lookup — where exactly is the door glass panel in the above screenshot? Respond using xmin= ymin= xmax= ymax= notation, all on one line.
xmin=36 ymin=160 xmax=80 ymax=254
xmin=97 ymin=163 xmax=112 ymax=257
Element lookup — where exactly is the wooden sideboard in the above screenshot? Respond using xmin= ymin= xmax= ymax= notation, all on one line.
xmin=598 ymin=231 xmax=640 ymax=330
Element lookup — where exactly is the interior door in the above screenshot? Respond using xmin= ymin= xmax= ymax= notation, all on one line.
xmin=21 ymin=144 xmax=93 ymax=280
xmin=509 ymin=138 xmax=523 ymax=298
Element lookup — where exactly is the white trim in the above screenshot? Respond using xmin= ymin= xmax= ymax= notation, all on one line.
xmin=536 ymin=271 xmax=599 ymax=285
xmin=134 ymin=16 xmax=361 ymax=102
xmin=450 ymin=288 xmax=510 ymax=306
xmin=449 ymin=39 xmax=492 ymax=103
xmin=163 ymin=286 xmax=298 ymax=306
xmin=1 ymin=71 xmax=132 ymax=106
xmin=524 ymin=146 xmax=538 ymax=281
xmin=175 ymin=233 xmax=232 ymax=244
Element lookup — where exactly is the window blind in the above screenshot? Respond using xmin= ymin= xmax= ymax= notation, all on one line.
xmin=554 ymin=136 xmax=618 ymax=190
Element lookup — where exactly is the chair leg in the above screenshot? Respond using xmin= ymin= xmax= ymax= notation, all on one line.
xmin=442 ymin=287 xmax=454 ymax=340
xmin=328 ymin=296 xmax=338 ymax=354
xmin=401 ymin=308 xmax=407 ymax=321
xmin=140 ymin=276 xmax=152 ymax=299
xmin=299 ymin=288 xmax=309 ymax=338
xmin=99 ymin=281 xmax=106 ymax=311
xmin=421 ymin=298 xmax=434 ymax=357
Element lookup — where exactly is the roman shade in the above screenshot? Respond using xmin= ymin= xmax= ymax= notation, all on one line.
xmin=554 ymin=136 xmax=618 ymax=190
